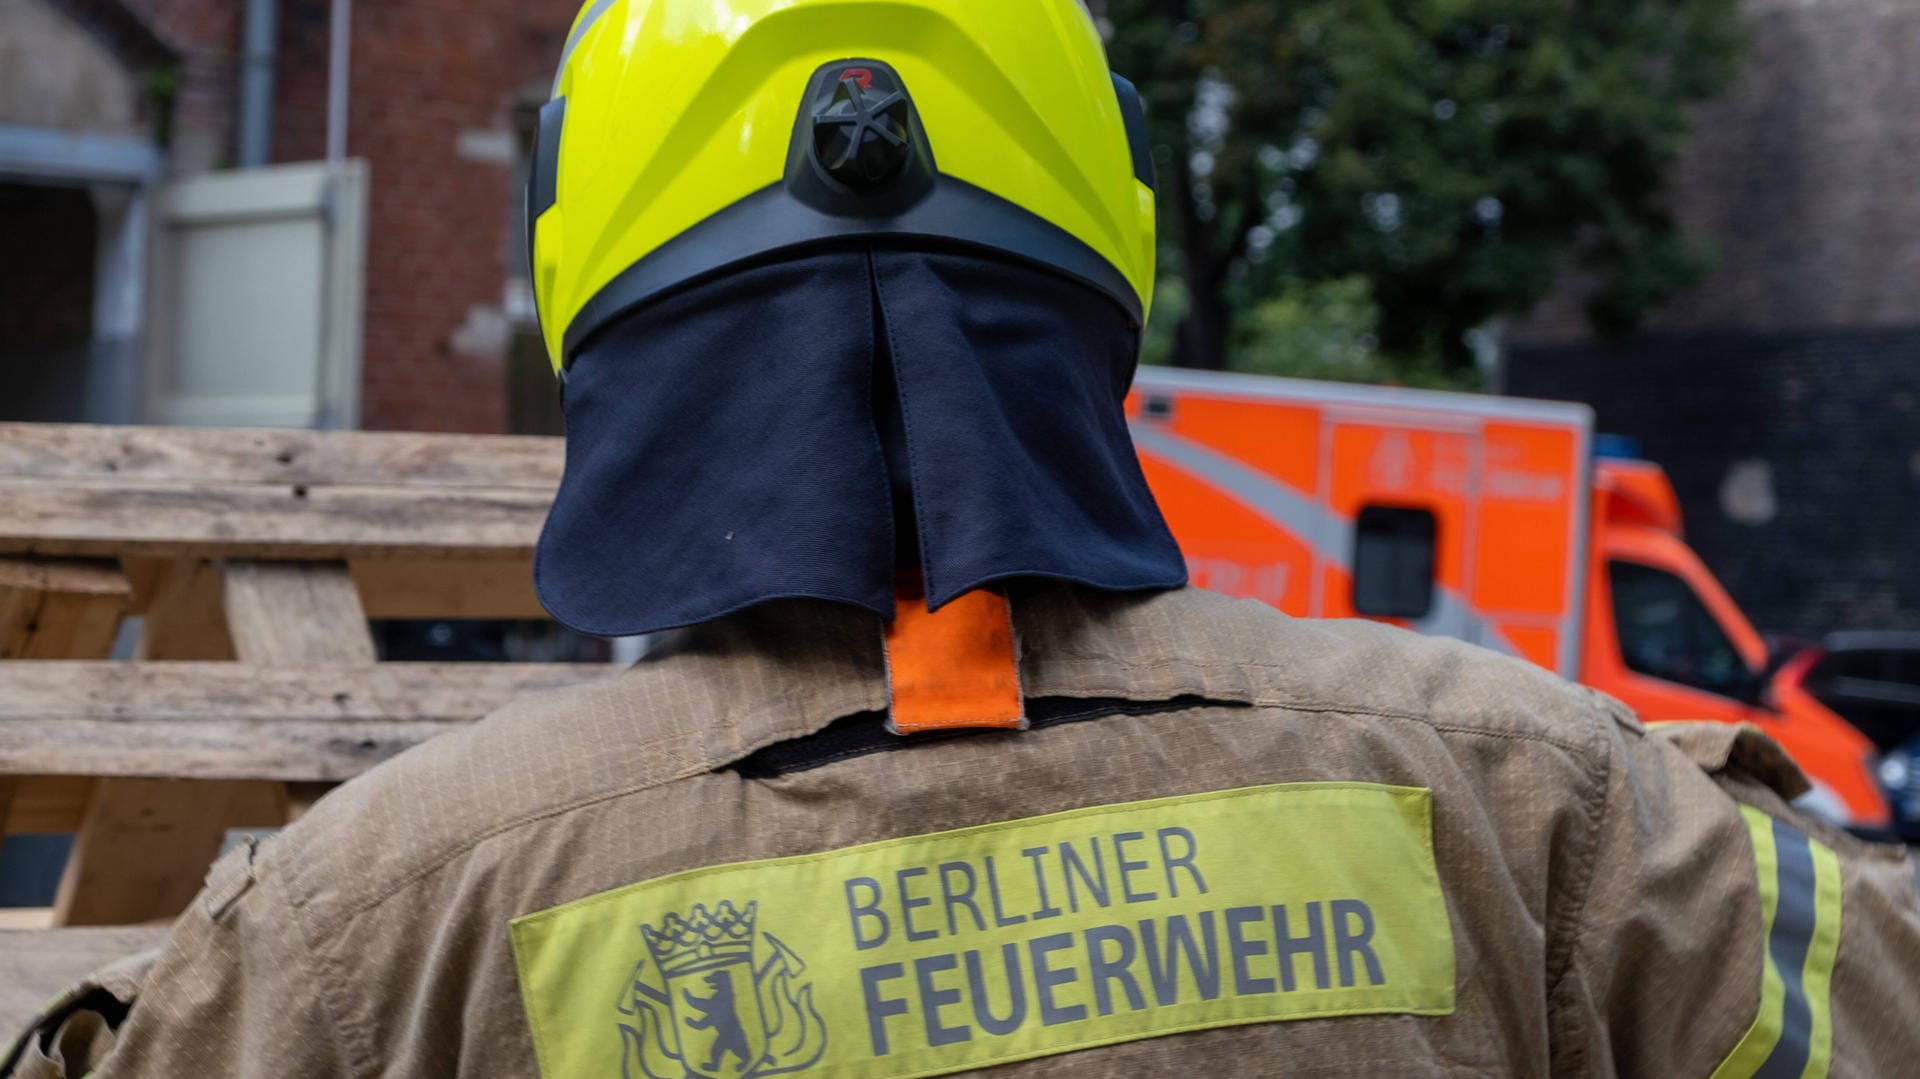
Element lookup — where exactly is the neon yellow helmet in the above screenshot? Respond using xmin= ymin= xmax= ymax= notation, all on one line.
xmin=529 ymin=0 xmax=1156 ymax=371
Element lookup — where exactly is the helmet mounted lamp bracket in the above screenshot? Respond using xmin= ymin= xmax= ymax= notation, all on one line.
xmin=788 ymin=59 xmax=937 ymax=217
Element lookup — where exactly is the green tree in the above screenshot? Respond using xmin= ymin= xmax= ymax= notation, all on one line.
xmin=1102 ymin=0 xmax=1747 ymax=374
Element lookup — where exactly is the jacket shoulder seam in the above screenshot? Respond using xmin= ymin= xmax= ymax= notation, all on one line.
xmin=296 ymin=755 xmax=714 ymax=934
xmin=265 ymin=865 xmax=376 ymax=1079
xmin=1252 ymin=698 xmax=1598 ymax=757
xmin=1541 ymin=701 xmax=1617 ymax=1079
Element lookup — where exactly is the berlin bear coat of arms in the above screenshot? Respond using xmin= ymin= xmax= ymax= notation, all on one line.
xmin=616 ymin=900 xmax=827 ymax=1079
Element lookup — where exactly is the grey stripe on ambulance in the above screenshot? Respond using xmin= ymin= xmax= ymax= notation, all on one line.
xmin=552 ymin=0 xmax=620 ymax=97
xmin=1128 ymin=422 xmax=1519 ymax=657
xmin=1754 ymin=819 xmax=1819 ymax=1079
xmin=1128 ymin=423 xmax=1336 ymax=547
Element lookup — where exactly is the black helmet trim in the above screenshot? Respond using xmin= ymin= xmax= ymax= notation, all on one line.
xmin=562 ymin=178 xmax=1145 ymax=363
xmin=1110 ymin=73 xmax=1155 ymax=192
xmin=529 ymin=98 xmax=566 ymax=224
xmin=557 ymin=57 xmax=1146 ymax=365
xmin=526 ymin=95 xmax=567 ymax=340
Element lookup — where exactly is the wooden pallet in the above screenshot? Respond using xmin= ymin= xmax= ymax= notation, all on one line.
xmin=0 ymin=423 xmax=603 ymax=1033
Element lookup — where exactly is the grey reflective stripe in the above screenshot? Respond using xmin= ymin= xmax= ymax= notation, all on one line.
xmin=1129 ymin=423 xmax=1518 ymax=656
xmin=1753 ymin=820 xmax=1819 ymax=1079
xmin=552 ymin=0 xmax=619 ymax=97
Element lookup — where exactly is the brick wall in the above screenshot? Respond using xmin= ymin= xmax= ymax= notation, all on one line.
xmin=1507 ymin=330 xmax=1920 ymax=636
xmin=268 ymin=0 xmax=573 ymax=432
xmin=109 ymin=0 xmax=574 ymax=432
xmin=118 ymin=0 xmax=240 ymax=173
xmin=270 ymin=1 xmax=568 ymax=428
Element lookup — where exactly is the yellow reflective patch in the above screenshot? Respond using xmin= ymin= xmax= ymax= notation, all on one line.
xmin=1711 ymin=809 xmax=1787 ymax=1079
xmin=511 ymin=783 xmax=1453 ymax=1079
xmin=1711 ymin=806 xmax=1842 ymax=1079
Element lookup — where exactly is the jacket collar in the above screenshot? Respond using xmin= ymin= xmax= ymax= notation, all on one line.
xmin=635 ymin=583 xmax=1283 ymax=765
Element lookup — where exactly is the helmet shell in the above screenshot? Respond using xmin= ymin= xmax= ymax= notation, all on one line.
xmin=531 ymin=0 xmax=1156 ymax=370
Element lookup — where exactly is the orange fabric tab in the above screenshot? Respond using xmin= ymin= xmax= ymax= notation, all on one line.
xmin=884 ymin=579 xmax=1025 ymax=734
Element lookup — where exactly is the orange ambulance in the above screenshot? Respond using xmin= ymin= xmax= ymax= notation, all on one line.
xmin=1127 ymin=367 xmax=1889 ymax=829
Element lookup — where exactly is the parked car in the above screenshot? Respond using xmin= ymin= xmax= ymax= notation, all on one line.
xmin=1782 ymin=632 xmax=1920 ymax=838
xmin=1792 ymin=632 xmax=1920 ymax=750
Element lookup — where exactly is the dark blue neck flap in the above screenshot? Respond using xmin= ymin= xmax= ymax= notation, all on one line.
xmin=534 ymin=247 xmax=1185 ymax=637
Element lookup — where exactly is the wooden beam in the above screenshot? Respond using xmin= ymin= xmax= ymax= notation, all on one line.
xmin=55 ymin=568 xmax=368 ymax=925
xmin=349 ymin=558 xmax=545 ymax=620
xmin=52 ymin=779 xmax=283 ymax=926
xmin=0 ymin=478 xmax=551 ymax=560
xmin=0 ymin=559 xmax=129 ymax=894
xmin=0 ymin=908 xmax=54 ymax=929
xmin=0 ymin=425 xmax=575 ymax=927
xmin=0 ymin=925 xmax=172 ymax=1035
xmin=0 ymin=558 xmax=132 ymax=659
xmin=0 ymin=424 xmax=563 ymax=561
xmin=1 ymin=776 xmax=92 ymax=834
xmin=134 ymin=559 xmax=234 ymax=661
xmin=119 ymin=556 xmax=171 ymax=616
xmin=225 ymin=561 xmax=376 ymax=819
xmin=224 ymin=561 xmax=376 ymax=666
xmin=0 ymin=423 xmax=562 ymax=489
xmin=51 ymin=560 xmax=266 ymax=928
xmin=0 ymin=662 xmax=608 ymax=781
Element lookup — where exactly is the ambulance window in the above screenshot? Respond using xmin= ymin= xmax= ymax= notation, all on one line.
xmin=1609 ymin=561 xmax=1746 ymax=696
xmin=1352 ymin=505 xmax=1436 ymax=619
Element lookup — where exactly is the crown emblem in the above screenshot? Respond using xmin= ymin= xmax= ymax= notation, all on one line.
xmin=640 ymin=900 xmax=758 ymax=980
xmin=619 ymin=899 xmax=826 ymax=1078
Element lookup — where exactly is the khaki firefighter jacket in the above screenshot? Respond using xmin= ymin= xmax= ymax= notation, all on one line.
xmin=6 ymin=585 xmax=1919 ymax=1078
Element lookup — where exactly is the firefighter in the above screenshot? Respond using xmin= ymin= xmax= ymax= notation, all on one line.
xmin=7 ymin=1 xmax=1917 ymax=1076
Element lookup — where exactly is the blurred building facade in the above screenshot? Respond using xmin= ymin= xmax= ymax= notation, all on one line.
xmin=7 ymin=0 xmax=1914 ymax=632
xmin=0 ymin=0 xmax=574 ymax=433
xmin=1507 ymin=0 xmax=1920 ymax=635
